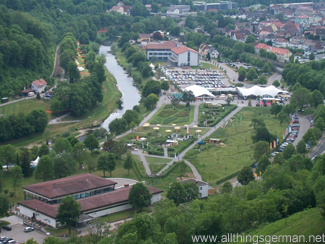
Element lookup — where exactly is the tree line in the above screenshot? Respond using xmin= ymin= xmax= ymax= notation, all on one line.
xmin=0 ymin=109 xmax=48 ymax=142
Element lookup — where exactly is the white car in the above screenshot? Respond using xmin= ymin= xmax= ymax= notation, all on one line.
xmin=24 ymin=227 xmax=35 ymax=233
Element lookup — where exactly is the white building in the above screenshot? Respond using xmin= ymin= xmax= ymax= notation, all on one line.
xmin=146 ymin=41 xmax=199 ymax=66
xmin=31 ymin=79 xmax=47 ymax=94
xmin=180 ymin=179 xmax=209 ymax=198
xmin=18 ymin=174 xmax=162 ymax=228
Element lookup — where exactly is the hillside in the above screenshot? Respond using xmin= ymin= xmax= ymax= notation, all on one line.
xmin=234 ymin=208 xmax=325 ymax=244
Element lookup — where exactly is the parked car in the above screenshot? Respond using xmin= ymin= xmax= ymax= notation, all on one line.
xmin=292 ymin=126 xmax=300 ymax=130
xmin=24 ymin=227 xmax=34 ymax=233
xmin=292 ymin=123 xmax=300 ymax=127
xmin=292 ymin=119 xmax=299 ymax=123
xmin=2 ymin=226 xmax=11 ymax=231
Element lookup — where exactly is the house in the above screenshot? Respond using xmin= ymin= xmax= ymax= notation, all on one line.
xmin=168 ymin=46 xmax=199 ymax=66
xmin=254 ymin=43 xmax=272 ymax=54
xmin=199 ymin=43 xmax=211 ymax=57
xmin=270 ymin=47 xmax=292 ymax=61
xmin=110 ymin=6 xmax=124 ymax=14
xmin=122 ymin=5 xmax=131 ymax=15
xmin=179 ymin=32 xmax=184 ymax=42
xmin=273 ymin=38 xmax=289 ymax=48
xmin=295 ymin=15 xmax=309 ymax=24
xmin=295 ymin=6 xmax=313 ymax=17
xmin=137 ymin=34 xmax=151 ymax=43
xmin=231 ymin=32 xmax=245 ymax=42
xmin=146 ymin=41 xmax=177 ymax=61
xmin=259 ymin=31 xmax=271 ymax=41
xmin=170 ymin=5 xmax=190 ymax=13
xmin=180 ymin=179 xmax=209 ymax=198
xmin=209 ymin=49 xmax=219 ymax=59
xmin=18 ymin=174 xmax=163 ymax=228
xmin=31 ymin=79 xmax=47 ymax=94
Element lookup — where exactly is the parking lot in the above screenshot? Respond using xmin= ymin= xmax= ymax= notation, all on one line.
xmin=165 ymin=67 xmax=235 ymax=90
xmin=1 ymin=224 xmax=48 ymax=244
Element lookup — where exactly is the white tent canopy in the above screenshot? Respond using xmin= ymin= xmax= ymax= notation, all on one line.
xmin=184 ymin=85 xmax=215 ymax=99
xmin=30 ymin=156 xmax=40 ymax=167
xmin=237 ymin=85 xmax=283 ymax=98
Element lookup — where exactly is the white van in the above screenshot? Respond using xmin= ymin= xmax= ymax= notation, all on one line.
xmin=28 ymin=92 xmax=35 ymax=97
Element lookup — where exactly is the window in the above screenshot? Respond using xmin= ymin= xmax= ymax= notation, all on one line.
xmin=200 ymin=187 xmax=202 ymax=190
xmin=85 ymin=192 xmax=90 ymax=197
xmin=80 ymin=193 xmax=86 ymax=198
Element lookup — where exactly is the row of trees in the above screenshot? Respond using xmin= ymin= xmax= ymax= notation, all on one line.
xmin=0 ymin=109 xmax=48 ymax=142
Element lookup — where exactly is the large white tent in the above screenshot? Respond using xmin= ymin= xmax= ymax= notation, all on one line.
xmin=237 ymin=85 xmax=283 ymax=98
xmin=184 ymin=85 xmax=215 ymax=100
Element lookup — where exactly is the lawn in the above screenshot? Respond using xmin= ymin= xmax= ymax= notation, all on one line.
xmin=234 ymin=208 xmax=325 ymax=244
xmin=147 ymin=162 xmax=192 ymax=197
xmin=46 ymin=226 xmax=78 ymax=237
xmin=117 ymin=126 xmax=209 ymax=156
xmin=100 ymin=207 xmax=152 ymax=223
xmin=2 ymin=153 xmax=140 ymax=205
xmin=0 ymin=220 xmax=11 ymax=227
xmin=0 ymin=99 xmax=52 ymax=119
xmin=145 ymin=156 xmax=172 ymax=174
xmin=198 ymin=103 xmax=237 ymax=127
xmin=148 ymin=104 xmax=195 ymax=125
xmin=184 ymin=107 xmax=289 ymax=186
xmin=191 ymin=62 xmax=218 ymax=70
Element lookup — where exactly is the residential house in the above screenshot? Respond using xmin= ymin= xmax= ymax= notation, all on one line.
xmin=295 ymin=15 xmax=309 ymax=24
xmin=31 ymin=79 xmax=47 ymax=94
xmin=199 ymin=43 xmax=211 ymax=57
xmin=231 ymin=32 xmax=245 ymax=42
xmin=122 ymin=5 xmax=131 ymax=15
xmin=110 ymin=6 xmax=124 ymax=14
xmin=170 ymin=5 xmax=190 ymax=13
xmin=270 ymin=47 xmax=292 ymax=61
xmin=264 ymin=33 xmax=276 ymax=43
xmin=137 ymin=33 xmax=152 ymax=43
xmin=315 ymin=26 xmax=325 ymax=40
xmin=209 ymin=48 xmax=219 ymax=58
xmin=180 ymin=179 xmax=209 ymax=198
xmin=254 ymin=43 xmax=272 ymax=54
xmin=145 ymin=4 xmax=152 ymax=11
xmin=295 ymin=6 xmax=314 ymax=17
xmin=273 ymin=38 xmax=289 ymax=48
xmin=259 ymin=31 xmax=271 ymax=41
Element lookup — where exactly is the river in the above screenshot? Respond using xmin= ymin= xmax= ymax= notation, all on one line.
xmin=99 ymin=45 xmax=141 ymax=131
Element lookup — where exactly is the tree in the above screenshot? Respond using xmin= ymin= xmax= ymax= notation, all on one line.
xmin=161 ymin=80 xmax=169 ymax=91
xmin=67 ymin=61 xmax=80 ymax=83
xmin=30 ymin=145 xmax=38 ymax=161
xmin=103 ymin=139 xmax=114 ymax=152
xmin=21 ymin=149 xmax=32 ymax=177
xmin=309 ymin=52 xmax=315 ymax=60
xmin=274 ymin=153 xmax=285 ymax=165
xmin=221 ymin=181 xmax=233 ymax=193
xmin=11 ymin=165 xmax=23 ymax=195
xmin=252 ymin=126 xmax=273 ymax=143
xmin=167 ymin=181 xmax=187 ymax=206
xmin=36 ymin=92 xmax=40 ymax=100
xmin=207 ymin=52 xmax=211 ymax=61
xmin=250 ymin=118 xmax=265 ymax=131
xmin=245 ymin=35 xmax=255 ymax=43
xmin=171 ymin=97 xmax=180 ymax=109
xmin=270 ymin=104 xmax=283 ymax=117
xmin=316 ymin=190 xmax=325 ymax=219
xmin=109 ymin=118 xmax=128 ymax=135
xmin=303 ymin=128 xmax=317 ymax=145
xmin=142 ymin=80 xmax=161 ymax=97
xmin=237 ymin=166 xmax=255 ymax=185
xmin=53 ymin=152 xmax=76 ymax=179
xmin=123 ymin=110 xmax=139 ymax=125
xmin=34 ymin=155 xmax=54 ymax=181
xmin=97 ymin=153 xmax=116 ymax=177
xmin=144 ymin=93 xmax=159 ymax=110
xmin=254 ymin=141 xmax=269 ymax=161
xmin=124 ymin=153 xmax=133 ymax=175
xmin=0 ymin=193 xmax=10 ymax=217
xmin=246 ymin=68 xmax=258 ymax=80
xmin=295 ymin=140 xmax=307 ymax=155
xmin=84 ymin=134 xmax=99 ymax=153
xmin=53 ymin=138 xmax=72 ymax=154
xmin=112 ymin=141 xmax=127 ymax=159
xmin=56 ymin=196 xmax=81 ymax=234
xmin=0 ymin=144 xmax=16 ymax=169
xmin=273 ymin=80 xmax=280 ymax=87
xmin=38 ymin=143 xmax=49 ymax=157
xmin=128 ymin=182 xmax=152 ymax=212
xmin=278 ymin=110 xmax=289 ymax=125
xmin=127 ymin=63 xmax=133 ymax=76
xmin=182 ymin=90 xmax=195 ymax=107
xmin=256 ymin=74 xmax=267 ymax=85
xmin=311 ymin=90 xmax=323 ymax=108
xmin=72 ymin=142 xmax=89 ymax=169
xmin=283 ymin=143 xmax=296 ymax=160
xmin=183 ymin=182 xmax=200 ymax=202
xmin=291 ymin=87 xmax=311 ymax=111
xmin=226 ymin=96 xmax=234 ymax=105
xmin=67 ymin=135 xmax=79 ymax=147
xmin=315 ymin=118 xmax=325 ymax=131
xmin=256 ymin=155 xmax=271 ymax=173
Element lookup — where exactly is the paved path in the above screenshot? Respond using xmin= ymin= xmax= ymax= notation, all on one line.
xmin=293 ymin=114 xmax=312 ymax=147
xmin=190 ymin=102 xmax=200 ymax=126
xmin=163 ymin=147 xmax=168 ymax=157
xmin=0 ymin=96 xmax=34 ymax=108
xmin=131 ymin=150 xmax=151 ymax=176
xmin=267 ymin=70 xmax=282 ymax=86
xmin=48 ymin=112 xmax=72 ymax=124
xmin=158 ymin=107 xmax=242 ymax=176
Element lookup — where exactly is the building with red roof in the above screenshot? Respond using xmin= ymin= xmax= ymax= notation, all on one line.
xmin=254 ymin=43 xmax=272 ymax=54
xmin=18 ymin=174 xmax=163 ymax=228
xmin=146 ymin=40 xmax=199 ymax=66
xmin=270 ymin=47 xmax=292 ymax=61
xmin=31 ymin=79 xmax=47 ymax=94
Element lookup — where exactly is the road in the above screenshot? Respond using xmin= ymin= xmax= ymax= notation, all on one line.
xmin=293 ymin=114 xmax=311 ymax=147
xmin=267 ymin=67 xmax=283 ymax=86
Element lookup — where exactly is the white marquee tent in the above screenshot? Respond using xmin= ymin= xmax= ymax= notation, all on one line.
xmin=237 ymin=85 xmax=284 ymax=98
xmin=184 ymin=85 xmax=215 ymax=100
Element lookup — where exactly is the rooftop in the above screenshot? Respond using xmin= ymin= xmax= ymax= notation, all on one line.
xmin=23 ymin=174 xmax=117 ymax=199
xmin=32 ymin=79 xmax=47 ymax=88
xmin=171 ymin=46 xmax=188 ymax=54
xmin=270 ymin=47 xmax=290 ymax=55
xmin=146 ymin=41 xmax=176 ymax=50
xmin=19 ymin=185 xmax=163 ymax=218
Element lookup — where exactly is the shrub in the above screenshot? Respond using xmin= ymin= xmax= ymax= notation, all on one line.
xmin=175 ymin=110 xmax=190 ymax=117
xmin=163 ymin=116 xmax=178 ymax=124
xmin=164 ymin=104 xmax=173 ymax=109
xmin=158 ymin=110 xmax=177 ymax=118
xmin=176 ymin=117 xmax=190 ymax=123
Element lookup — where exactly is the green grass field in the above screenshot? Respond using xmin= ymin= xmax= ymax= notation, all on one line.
xmin=46 ymin=226 xmax=78 ymax=237
xmin=185 ymin=107 xmax=288 ymax=186
xmin=198 ymin=104 xmax=237 ymax=126
xmin=233 ymin=208 xmax=325 ymax=244
xmin=145 ymin=156 xmax=172 ymax=173
xmin=191 ymin=62 xmax=218 ymax=70
xmin=0 ymin=99 xmax=51 ymax=119
xmin=100 ymin=207 xmax=152 ymax=223
xmin=148 ymin=104 xmax=195 ymax=125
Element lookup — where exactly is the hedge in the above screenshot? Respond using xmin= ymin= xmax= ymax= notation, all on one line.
xmin=216 ymin=161 xmax=256 ymax=185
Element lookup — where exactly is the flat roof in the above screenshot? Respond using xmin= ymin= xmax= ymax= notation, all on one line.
xmin=19 ymin=185 xmax=163 ymax=218
xmin=22 ymin=174 xmax=117 ymax=199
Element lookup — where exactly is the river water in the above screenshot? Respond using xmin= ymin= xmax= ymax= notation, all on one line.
xmin=99 ymin=46 xmax=141 ymax=131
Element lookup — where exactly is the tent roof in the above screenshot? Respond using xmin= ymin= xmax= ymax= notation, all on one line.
xmin=237 ymin=85 xmax=283 ymax=97
xmin=184 ymin=85 xmax=215 ymax=98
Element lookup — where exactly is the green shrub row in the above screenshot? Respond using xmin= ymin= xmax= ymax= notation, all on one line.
xmin=158 ymin=110 xmax=177 ymax=118
xmin=175 ymin=116 xmax=190 ymax=123
xmin=164 ymin=104 xmax=173 ymax=109
xmin=175 ymin=110 xmax=190 ymax=117
xmin=211 ymin=105 xmax=238 ymax=127
xmin=163 ymin=116 xmax=177 ymax=124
